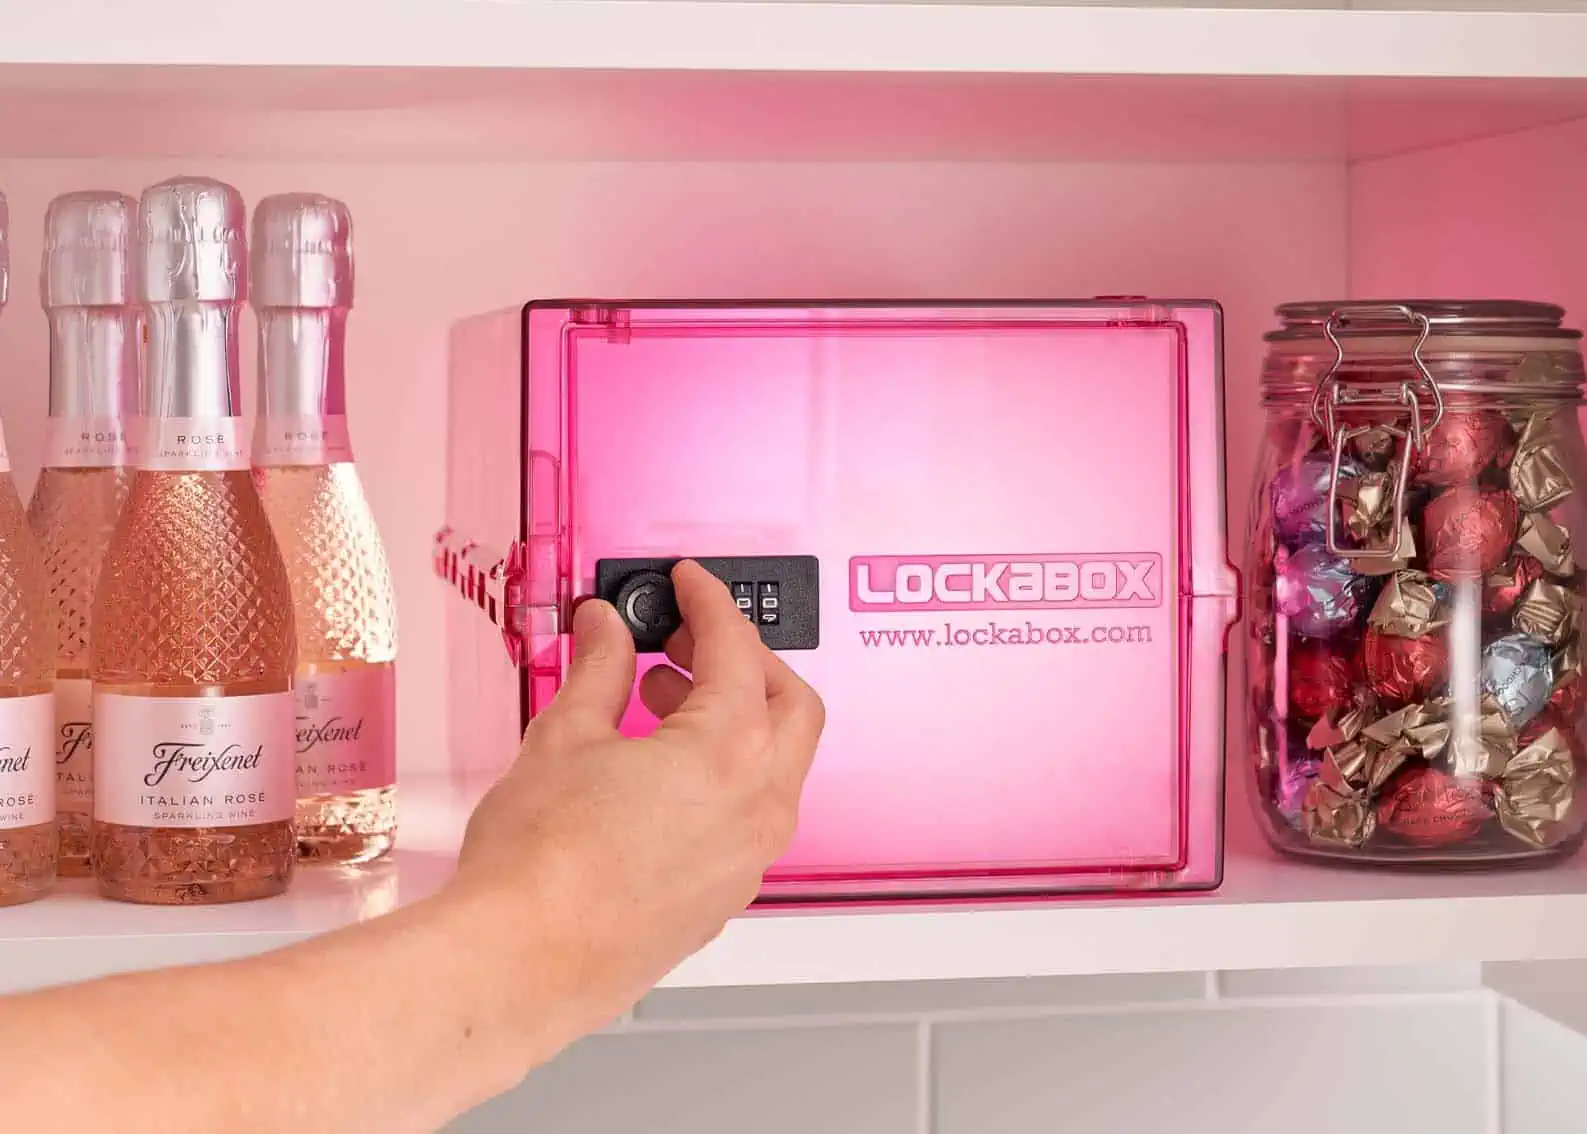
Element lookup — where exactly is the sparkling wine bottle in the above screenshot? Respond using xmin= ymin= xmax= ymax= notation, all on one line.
xmin=0 ymin=192 xmax=60 ymax=907
xmin=251 ymin=194 xmax=397 ymax=864
xmin=91 ymin=178 xmax=297 ymax=905
xmin=27 ymin=191 xmax=139 ymax=877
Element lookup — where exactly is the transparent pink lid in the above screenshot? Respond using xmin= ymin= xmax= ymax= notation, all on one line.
xmin=450 ymin=300 xmax=1236 ymax=900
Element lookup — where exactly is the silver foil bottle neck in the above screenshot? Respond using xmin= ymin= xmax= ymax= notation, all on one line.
xmin=138 ymin=178 xmax=246 ymax=420
xmin=43 ymin=190 xmax=136 ymax=308
xmin=251 ymin=193 xmax=353 ymax=311
xmin=43 ymin=191 xmax=141 ymax=422
xmin=137 ymin=177 xmax=247 ymax=304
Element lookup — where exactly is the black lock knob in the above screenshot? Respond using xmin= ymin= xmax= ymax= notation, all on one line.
xmin=611 ymin=570 xmax=680 ymax=651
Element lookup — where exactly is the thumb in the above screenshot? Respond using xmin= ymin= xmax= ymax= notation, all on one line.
xmin=545 ymin=599 xmax=636 ymax=735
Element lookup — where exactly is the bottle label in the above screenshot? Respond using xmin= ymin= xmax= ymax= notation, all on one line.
xmin=255 ymin=414 xmax=355 ymax=467
xmin=295 ymin=665 xmax=396 ymax=795
xmin=140 ymin=417 xmax=249 ymax=472
xmin=55 ymin=678 xmax=94 ymax=813
xmin=45 ymin=416 xmax=137 ymax=468
xmin=94 ymin=691 xmax=295 ymax=828
xmin=0 ymin=693 xmax=56 ymax=830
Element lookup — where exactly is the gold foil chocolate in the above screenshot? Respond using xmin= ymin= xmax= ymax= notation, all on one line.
xmin=1341 ymin=469 xmax=1393 ymax=541
xmin=1513 ymin=578 xmax=1582 ymax=647
xmin=1303 ymin=776 xmax=1376 ymax=849
xmin=1307 ymin=704 xmax=1371 ymax=750
xmin=1510 ymin=413 xmax=1576 ymax=512
xmin=1518 ymin=513 xmax=1576 ymax=578
xmin=1330 ymin=738 xmax=1408 ymax=795
xmin=1495 ymin=726 xmax=1578 ymax=848
xmin=1350 ymin=426 xmax=1398 ymax=467
xmin=1368 ymin=571 xmax=1447 ymax=638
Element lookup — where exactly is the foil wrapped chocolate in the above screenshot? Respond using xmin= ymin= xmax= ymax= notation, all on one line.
xmin=1485 ymin=556 xmax=1545 ymax=618
xmin=1302 ymin=761 xmax=1376 ymax=850
xmin=1482 ymin=632 xmax=1556 ymax=729
xmin=1362 ymin=572 xmax=1449 ymax=704
xmin=1415 ymin=410 xmax=1512 ymax=487
xmin=1510 ymin=412 xmax=1576 ymax=512
xmin=1551 ymin=643 xmax=1586 ymax=720
xmin=1350 ymin=426 xmax=1398 ymax=467
xmin=1441 ymin=695 xmax=1519 ymax=780
xmin=1274 ymin=545 xmax=1371 ymax=639
xmin=1423 ymin=486 xmax=1521 ymax=579
xmin=1364 ymin=628 xmax=1448 ymax=705
xmin=1271 ymin=454 xmax=1361 ymax=545
xmin=1513 ymin=578 xmax=1582 ymax=647
xmin=1518 ymin=513 xmax=1575 ymax=578
xmin=1368 ymin=571 xmax=1448 ymax=637
xmin=1287 ymin=642 xmax=1357 ymax=721
xmin=1375 ymin=766 xmax=1493 ymax=846
xmin=1494 ymin=725 xmax=1578 ymax=848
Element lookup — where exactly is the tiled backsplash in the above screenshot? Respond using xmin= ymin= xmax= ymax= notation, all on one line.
xmin=452 ymin=966 xmax=1525 ymax=1133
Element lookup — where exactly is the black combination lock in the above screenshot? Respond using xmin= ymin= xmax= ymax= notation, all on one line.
xmin=594 ymin=556 xmax=820 ymax=653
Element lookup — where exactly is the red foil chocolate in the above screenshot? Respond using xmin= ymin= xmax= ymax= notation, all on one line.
xmin=1415 ymin=411 xmax=1512 ymax=487
xmin=1363 ymin=626 xmax=1448 ymax=705
xmin=1423 ymin=486 xmax=1521 ymax=579
xmin=1375 ymin=766 xmax=1492 ymax=846
xmin=1288 ymin=643 xmax=1356 ymax=721
xmin=1552 ymin=678 xmax=1586 ymax=721
xmin=1485 ymin=556 xmax=1545 ymax=618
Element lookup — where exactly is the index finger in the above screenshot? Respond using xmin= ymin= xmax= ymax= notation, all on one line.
xmin=669 ymin=560 xmax=766 ymax=704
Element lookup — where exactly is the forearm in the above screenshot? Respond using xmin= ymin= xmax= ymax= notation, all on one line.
xmin=0 ymin=890 xmax=585 ymax=1134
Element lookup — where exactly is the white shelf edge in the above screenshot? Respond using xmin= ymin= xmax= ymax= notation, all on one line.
xmin=661 ymin=891 xmax=1587 ymax=987
xmin=10 ymin=877 xmax=1587 ymax=993
xmin=7 ymin=2 xmax=1587 ymax=78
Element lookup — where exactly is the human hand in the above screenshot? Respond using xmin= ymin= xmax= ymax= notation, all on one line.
xmin=453 ymin=560 xmax=825 ymax=1035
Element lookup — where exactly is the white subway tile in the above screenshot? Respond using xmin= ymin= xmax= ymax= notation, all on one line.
xmin=934 ymin=1001 xmax=1489 ymax=1134
xmin=639 ymin=973 xmax=1205 ymax=1021
xmin=1218 ymin=964 xmax=1483 ymax=998
xmin=1503 ymin=1001 xmax=1587 ymax=1134
xmin=451 ymin=1026 xmax=919 ymax=1134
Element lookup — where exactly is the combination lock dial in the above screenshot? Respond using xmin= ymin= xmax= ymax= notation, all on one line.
xmin=594 ymin=556 xmax=820 ymax=653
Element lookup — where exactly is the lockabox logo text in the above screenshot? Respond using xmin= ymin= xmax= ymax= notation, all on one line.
xmin=848 ymin=554 xmax=1164 ymax=612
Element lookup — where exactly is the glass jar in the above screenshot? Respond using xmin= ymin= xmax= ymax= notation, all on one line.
xmin=1248 ymin=301 xmax=1587 ymax=865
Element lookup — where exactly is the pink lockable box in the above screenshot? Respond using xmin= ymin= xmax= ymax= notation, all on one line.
xmin=439 ymin=300 xmax=1238 ymax=901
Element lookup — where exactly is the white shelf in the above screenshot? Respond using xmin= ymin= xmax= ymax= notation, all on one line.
xmin=9 ymin=779 xmax=1587 ymax=992
xmin=5 ymin=1 xmax=1587 ymax=78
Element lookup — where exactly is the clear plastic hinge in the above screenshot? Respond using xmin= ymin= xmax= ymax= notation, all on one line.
xmin=433 ymin=526 xmax=529 ymax=664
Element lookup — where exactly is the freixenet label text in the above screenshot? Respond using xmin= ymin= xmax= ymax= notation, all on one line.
xmin=293 ymin=667 xmax=396 ymax=795
xmin=849 ymin=554 xmax=1164 ymax=612
xmin=95 ymin=691 xmax=295 ymax=827
xmin=144 ymin=742 xmax=265 ymax=788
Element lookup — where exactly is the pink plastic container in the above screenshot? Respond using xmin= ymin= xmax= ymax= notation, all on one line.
xmin=440 ymin=300 xmax=1238 ymax=901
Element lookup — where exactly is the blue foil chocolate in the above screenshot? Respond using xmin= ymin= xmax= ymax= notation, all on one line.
xmin=1271 ymin=454 xmax=1362 ymax=545
xmin=1482 ymin=632 xmax=1556 ymax=730
xmin=1274 ymin=545 xmax=1370 ymax=638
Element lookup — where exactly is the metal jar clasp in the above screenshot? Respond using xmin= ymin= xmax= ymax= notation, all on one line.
xmin=1308 ymin=304 xmax=1445 ymax=559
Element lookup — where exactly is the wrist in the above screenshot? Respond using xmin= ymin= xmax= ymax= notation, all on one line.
xmin=429 ymin=877 xmax=605 ymax=1073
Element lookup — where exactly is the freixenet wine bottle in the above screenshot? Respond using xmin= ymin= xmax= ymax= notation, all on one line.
xmin=91 ymin=177 xmax=298 ymax=904
xmin=0 ymin=191 xmax=60 ymax=907
xmin=251 ymin=194 xmax=398 ymax=864
xmin=27 ymin=191 xmax=139 ymax=877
